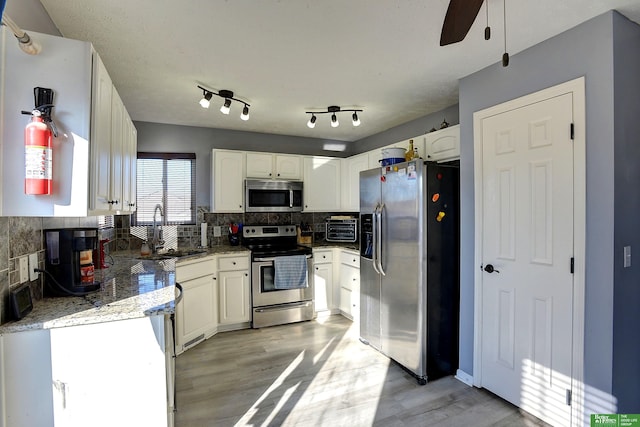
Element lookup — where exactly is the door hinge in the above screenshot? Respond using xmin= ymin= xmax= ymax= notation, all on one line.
xmin=570 ymin=123 xmax=575 ymax=140
xmin=566 ymin=389 xmax=572 ymax=406
xmin=570 ymin=257 xmax=574 ymax=274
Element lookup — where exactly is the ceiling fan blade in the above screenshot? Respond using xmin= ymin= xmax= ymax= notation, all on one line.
xmin=440 ymin=0 xmax=485 ymax=46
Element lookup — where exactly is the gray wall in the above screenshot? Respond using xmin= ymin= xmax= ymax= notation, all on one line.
xmin=134 ymin=122 xmax=351 ymax=208
xmin=3 ymin=0 xmax=60 ymax=36
xmin=612 ymin=12 xmax=640 ymax=413
xmin=459 ymin=10 xmax=635 ymax=405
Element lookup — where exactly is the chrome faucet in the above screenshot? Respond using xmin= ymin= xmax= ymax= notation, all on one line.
xmin=151 ymin=204 xmax=165 ymax=253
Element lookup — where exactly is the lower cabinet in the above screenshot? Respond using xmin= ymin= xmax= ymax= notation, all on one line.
xmin=312 ymin=248 xmax=335 ymax=314
xmin=175 ymin=255 xmax=217 ymax=354
xmin=217 ymin=254 xmax=251 ymax=329
xmin=339 ymin=250 xmax=360 ymax=322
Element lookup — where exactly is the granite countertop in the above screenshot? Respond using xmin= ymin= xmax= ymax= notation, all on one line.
xmin=0 ymin=246 xmax=249 ymax=335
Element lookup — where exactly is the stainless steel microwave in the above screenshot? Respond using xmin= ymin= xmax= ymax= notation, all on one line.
xmin=245 ymin=179 xmax=303 ymax=212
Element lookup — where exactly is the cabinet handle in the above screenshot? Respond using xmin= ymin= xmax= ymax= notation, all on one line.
xmin=353 ymin=259 xmax=356 ymax=262
xmin=232 ymin=261 xmax=236 ymax=265
xmin=277 ymin=173 xmax=280 ymax=177
xmin=213 ymin=276 xmax=217 ymax=280
xmin=245 ymin=273 xmax=248 ymax=276
xmin=315 ymin=267 xmax=319 ymax=270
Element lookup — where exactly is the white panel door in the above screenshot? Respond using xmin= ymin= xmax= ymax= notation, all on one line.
xmin=481 ymin=93 xmax=574 ymax=426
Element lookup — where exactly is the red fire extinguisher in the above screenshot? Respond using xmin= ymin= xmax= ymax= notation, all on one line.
xmin=24 ymin=109 xmax=52 ymax=195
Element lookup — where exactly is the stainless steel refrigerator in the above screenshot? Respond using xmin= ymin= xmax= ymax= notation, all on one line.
xmin=359 ymin=160 xmax=459 ymax=384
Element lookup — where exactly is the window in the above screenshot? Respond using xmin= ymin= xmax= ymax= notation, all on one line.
xmin=134 ymin=152 xmax=196 ymax=225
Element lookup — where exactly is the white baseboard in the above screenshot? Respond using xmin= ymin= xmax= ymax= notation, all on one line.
xmin=455 ymin=369 xmax=473 ymax=386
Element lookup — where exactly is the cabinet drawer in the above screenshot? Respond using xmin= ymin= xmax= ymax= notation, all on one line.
xmin=313 ymin=249 xmax=333 ymax=264
xmin=176 ymin=256 xmax=215 ymax=282
xmin=339 ymin=250 xmax=360 ymax=268
xmin=218 ymin=255 xmax=249 ymax=271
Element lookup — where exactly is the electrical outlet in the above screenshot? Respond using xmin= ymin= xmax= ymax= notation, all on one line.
xmin=29 ymin=253 xmax=39 ymax=281
xmin=213 ymin=226 xmax=221 ymax=237
xmin=19 ymin=256 xmax=29 ymax=283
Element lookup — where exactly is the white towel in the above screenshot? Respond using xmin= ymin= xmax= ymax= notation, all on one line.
xmin=274 ymin=255 xmax=308 ymax=289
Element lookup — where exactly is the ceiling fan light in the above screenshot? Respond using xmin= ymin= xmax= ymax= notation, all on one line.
xmin=307 ymin=115 xmax=317 ymax=128
xmin=352 ymin=112 xmax=361 ymax=127
xmin=331 ymin=113 xmax=339 ymax=128
xmin=241 ymin=105 xmax=250 ymax=121
xmin=220 ymin=98 xmax=231 ymax=115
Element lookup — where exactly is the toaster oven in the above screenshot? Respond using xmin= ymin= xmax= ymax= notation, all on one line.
xmin=326 ymin=219 xmax=358 ymax=242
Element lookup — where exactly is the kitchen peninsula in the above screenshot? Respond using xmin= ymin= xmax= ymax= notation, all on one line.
xmin=0 ymin=247 xmax=247 ymax=427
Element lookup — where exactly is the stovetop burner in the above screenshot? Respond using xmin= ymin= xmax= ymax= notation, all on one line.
xmin=242 ymin=224 xmax=312 ymax=258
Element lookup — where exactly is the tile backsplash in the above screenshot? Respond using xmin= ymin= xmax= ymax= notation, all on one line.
xmin=0 ymin=208 xmax=357 ymax=325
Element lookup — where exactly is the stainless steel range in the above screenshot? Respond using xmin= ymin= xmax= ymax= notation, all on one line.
xmin=243 ymin=225 xmax=314 ymax=328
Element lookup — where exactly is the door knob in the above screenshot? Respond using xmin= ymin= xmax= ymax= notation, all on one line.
xmin=484 ymin=264 xmax=500 ymax=274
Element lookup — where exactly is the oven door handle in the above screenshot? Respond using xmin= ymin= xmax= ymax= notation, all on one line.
xmin=253 ymin=254 xmax=313 ymax=262
xmin=254 ymin=301 xmax=312 ymax=313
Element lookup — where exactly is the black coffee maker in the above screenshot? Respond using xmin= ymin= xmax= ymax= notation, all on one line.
xmin=44 ymin=228 xmax=101 ymax=296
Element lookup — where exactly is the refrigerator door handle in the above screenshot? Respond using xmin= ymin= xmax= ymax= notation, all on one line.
xmin=377 ymin=203 xmax=386 ymax=276
xmin=372 ymin=205 xmax=381 ymax=274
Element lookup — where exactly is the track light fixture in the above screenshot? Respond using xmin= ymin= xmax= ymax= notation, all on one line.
xmin=197 ymin=85 xmax=251 ymax=120
xmin=305 ymin=106 xmax=363 ymax=129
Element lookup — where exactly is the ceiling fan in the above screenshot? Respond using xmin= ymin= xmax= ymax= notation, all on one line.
xmin=440 ymin=0 xmax=510 ymax=66
xmin=439 ymin=0 xmax=485 ymax=46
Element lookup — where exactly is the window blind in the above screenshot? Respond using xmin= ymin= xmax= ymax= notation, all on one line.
xmin=134 ymin=152 xmax=196 ymax=225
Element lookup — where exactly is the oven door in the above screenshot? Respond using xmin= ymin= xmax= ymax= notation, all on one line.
xmin=251 ymin=255 xmax=313 ymax=307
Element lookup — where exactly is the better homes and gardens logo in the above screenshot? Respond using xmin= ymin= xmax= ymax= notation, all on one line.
xmin=591 ymin=414 xmax=640 ymax=427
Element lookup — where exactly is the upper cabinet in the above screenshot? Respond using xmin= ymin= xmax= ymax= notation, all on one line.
xmin=246 ymin=152 xmax=302 ymax=180
xmin=88 ymin=53 xmax=137 ymax=215
xmin=211 ymin=149 xmax=245 ymax=213
xmin=303 ymin=156 xmax=341 ymax=212
xmin=341 ymin=153 xmax=369 ymax=212
xmin=423 ymin=125 xmax=460 ymax=162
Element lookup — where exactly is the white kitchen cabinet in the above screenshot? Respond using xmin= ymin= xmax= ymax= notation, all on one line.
xmin=88 ymin=53 xmax=138 ymax=215
xmin=339 ymin=250 xmax=360 ymax=322
xmin=121 ymin=114 xmax=137 ymax=213
xmin=313 ymin=248 xmax=335 ymax=314
xmin=341 ymin=153 xmax=369 ymax=211
xmin=424 ymin=124 xmax=460 ymax=162
xmin=89 ymin=53 xmax=113 ymax=213
xmin=303 ymin=156 xmax=341 ymax=211
xmin=217 ymin=254 xmax=251 ymax=329
xmin=175 ymin=255 xmax=217 ymax=354
xmin=211 ymin=149 xmax=245 ymax=213
xmin=246 ymin=152 xmax=302 ymax=180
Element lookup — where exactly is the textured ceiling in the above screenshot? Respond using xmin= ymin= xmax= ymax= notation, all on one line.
xmin=38 ymin=0 xmax=640 ymax=142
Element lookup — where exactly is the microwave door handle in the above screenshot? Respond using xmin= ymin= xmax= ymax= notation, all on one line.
xmin=372 ymin=205 xmax=381 ymax=274
xmin=377 ymin=203 xmax=386 ymax=276
xmin=290 ymin=189 xmax=293 ymax=208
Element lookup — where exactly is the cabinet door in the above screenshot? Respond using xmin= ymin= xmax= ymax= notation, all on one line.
xmin=121 ymin=114 xmax=137 ymax=213
xmin=212 ymin=149 xmax=245 ymax=212
xmin=424 ymin=124 xmax=460 ymax=162
xmin=341 ymin=153 xmax=369 ymax=211
xmin=313 ymin=262 xmax=333 ymax=313
xmin=303 ymin=156 xmax=341 ymax=211
xmin=275 ymin=154 xmax=302 ymax=179
xmin=218 ymin=269 xmax=250 ymax=324
xmin=246 ymin=152 xmax=274 ymax=178
xmin=339 ymin=286 xmax=353 ymax=318
xmin=90 ymin=54 xmax=113 ymax=212
xmin=177 ymin=275 xmax=217 ymax=351
xmin=109 ymin=88 xmax=125 ymax=212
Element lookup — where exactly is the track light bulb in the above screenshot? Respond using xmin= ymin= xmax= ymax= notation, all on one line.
xmin=307 ymin=115 xmax=317 ymax=129
xmin=241 ymin=105 xmax=250 ymax=121
xmin=352 ymin=112 xmax=361 ymax=127
xmin=199 ymin=92 xmax=212 ymax=108
xmin=331 ymin=113 xmax=339 ymax=128
xmin=220 ymin=98 xmax=231 ymax=115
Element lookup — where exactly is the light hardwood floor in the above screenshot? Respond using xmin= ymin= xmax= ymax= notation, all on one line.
xmin=175 ymin=315 xmax=548 ymax=427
